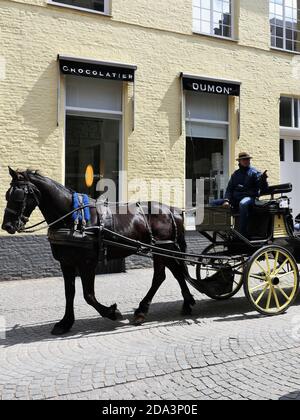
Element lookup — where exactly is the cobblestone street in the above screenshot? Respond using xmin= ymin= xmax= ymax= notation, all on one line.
xmin=1 ymin=267 xmax=300 ymax=400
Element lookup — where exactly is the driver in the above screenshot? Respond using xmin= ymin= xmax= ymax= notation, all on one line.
xmin=212 ymin=152 xmax=269 ymax=238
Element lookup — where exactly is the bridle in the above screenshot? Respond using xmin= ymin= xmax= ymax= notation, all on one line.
xmin=4 ymin=181 xmax=94 ymax=234
xmin=5 ymin=181 xmax=41 ymax=233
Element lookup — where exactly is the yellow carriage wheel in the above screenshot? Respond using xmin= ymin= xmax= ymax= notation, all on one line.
xmin=243 ymin=245 xmax=299 ymax=316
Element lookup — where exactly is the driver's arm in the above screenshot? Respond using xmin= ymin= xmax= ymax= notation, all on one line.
xmin=258 ymin=170 xmax=269 ymax=194
xmin=225 ymin=176 xmax=234 ymax=204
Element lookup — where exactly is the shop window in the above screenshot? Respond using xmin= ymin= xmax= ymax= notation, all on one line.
xmin=280 ymin=97 xmax=300 ymax=127
xmin=65 ymin=116 xmax=120 ymax=198
xmin=185 ymin=91 xmax=229 ymax=206
xmin=293 ymin=140 xmax=300 ymax=162
xmin=48 ymin=0 xmax=110 ymax=14
xmin=65 ymin=76 xmax=122 ymax=200
xmin=193 ymin=0 xmax=234 ymax=39
xmin=270 ymin=0 xmax=300 ymax=53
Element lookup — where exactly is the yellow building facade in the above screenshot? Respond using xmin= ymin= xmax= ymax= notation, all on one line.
xmin=0 ymin=0 xmax=300 ymax=278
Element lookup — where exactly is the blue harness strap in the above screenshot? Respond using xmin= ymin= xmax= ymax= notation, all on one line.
xmin=72 ymin=193 xmax=91 ymax=223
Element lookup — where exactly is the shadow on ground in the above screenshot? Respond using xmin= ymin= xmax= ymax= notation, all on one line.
xmin=2 ymin=293 xmax=300 ymax=348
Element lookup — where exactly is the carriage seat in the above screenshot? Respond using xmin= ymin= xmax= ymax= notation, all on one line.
xmin=259 ymin=183 xmax=293 ymax=198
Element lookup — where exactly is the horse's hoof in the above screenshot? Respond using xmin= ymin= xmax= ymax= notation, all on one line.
xmin=190 ymin=297 xmax=196 ymax=307
xmin=106 ymin=304 xmax=123 ymax=321
xmin=133 ymin=314 xmax=146 ymax=326
xmin=114 ymin=309 xmax=124 ymax=321
xmin=51 ymin=323 xmax=72 ymax=336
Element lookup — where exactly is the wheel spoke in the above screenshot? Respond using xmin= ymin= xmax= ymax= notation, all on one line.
xmin=250 ymin=283 xmax=267 ymax=293
xmin=255 ymin=284 xmax=269 ymax=305
xmin=272 ymin=287 xmax=281 ymax=310
xmin=273 ymin=251 xmax=279 ymax=273
xmin=275 ymin=285 xmax=290 ymax=301
xmin=255 ymin=260 xmax=268 ymax=276
xmin=265 ymin=253 xmax=271 ymax=275
xmin=266 ymin=286 xmax=273 ymax=310
xmin=278 ymin=271 xmax=294 ymax=279
xmin=272 ymin=258 xmax=289 ymax=277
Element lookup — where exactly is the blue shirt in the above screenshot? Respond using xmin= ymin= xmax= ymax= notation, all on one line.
xmin=225 ymin=166 xmax=268 ymax=204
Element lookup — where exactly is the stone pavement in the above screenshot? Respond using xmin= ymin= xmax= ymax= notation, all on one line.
xmin=1 ymin=267 xmax=300 ymax=400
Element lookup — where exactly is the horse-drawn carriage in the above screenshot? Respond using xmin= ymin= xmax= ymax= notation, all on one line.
xmin=3 ymin=169 xmax=300 ymax=334
xmin=194 ymin=183 xmax=300 ymax=315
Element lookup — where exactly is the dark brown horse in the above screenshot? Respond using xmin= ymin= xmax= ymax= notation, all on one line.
xmin=2 ymin=168 xmax=196 ymax=335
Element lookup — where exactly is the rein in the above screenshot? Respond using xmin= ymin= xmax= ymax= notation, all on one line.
xmin=21 ymin=203 xmax=201 ymax=234
xmin=20 ymin=204 xmax=96 ymax=234
xmin=6 ymin=179 xmax=200 ymax=235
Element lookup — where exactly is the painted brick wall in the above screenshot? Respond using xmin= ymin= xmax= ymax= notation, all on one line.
xmin=1 ymin=0 xmax=300 ymax=279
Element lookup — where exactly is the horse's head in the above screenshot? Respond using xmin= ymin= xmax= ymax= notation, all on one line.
xmin=2 ymin=167 xmax=41 ymax=234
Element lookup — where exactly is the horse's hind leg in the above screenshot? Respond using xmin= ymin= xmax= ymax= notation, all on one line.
xmin=78 ymin=263 xmax=123 ymax=321
xmin=134 ymin=256 xmax=166 ymax=325
xmin=166 ymin=259 xmax=196 ymax=315
xmin=52 ymin=264 xmax=76 ymax=336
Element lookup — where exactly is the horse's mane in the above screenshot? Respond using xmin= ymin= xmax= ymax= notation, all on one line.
xmin=18 ymin=169 xmax=74 ymax=194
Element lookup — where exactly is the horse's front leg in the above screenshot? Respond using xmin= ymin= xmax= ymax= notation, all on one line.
xmin=51 ymin=264 xmax=76 ymax=336
xmin=78 ymin=263 xmax=123 ymax=321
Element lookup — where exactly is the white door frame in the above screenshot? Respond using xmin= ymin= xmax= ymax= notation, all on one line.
xmin=280 ymin=131 xmax=300 ymax=217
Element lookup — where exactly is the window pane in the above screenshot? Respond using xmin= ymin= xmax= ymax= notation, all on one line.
xmin=186 ymin=137 xmax=226 ymax=204
xmin=293 ymin=140 xmax=300 ymax=162
xmin=194 ymin=0 xmax=233 ymax=38
xmin=295 ymin=100 xmax=299 ymax=128
xmin=53 ymin=0 xmax=105 ymax=12
xmin=280 ymin=139 xmax=285 ymax=162
xmin=275 ymin=37 xmax=284 ymax=48
xmin=270 ymin=0 xmax=300 ymax=52
xmin=65 ymin=116 xmax=120 ymax=200
xmin=280 ymin=97 xmax=293 ymax=126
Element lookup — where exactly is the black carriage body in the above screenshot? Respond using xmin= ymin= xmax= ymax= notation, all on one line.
xmin=196 ymin=183 xmax=300 ymax=263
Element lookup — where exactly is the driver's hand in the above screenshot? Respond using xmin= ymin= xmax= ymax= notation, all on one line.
xmin=222 ymin=201 xmax=231 ymax=208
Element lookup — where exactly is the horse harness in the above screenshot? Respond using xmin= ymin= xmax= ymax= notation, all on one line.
xmin=5 ymin=181 xmax=180 ymax=263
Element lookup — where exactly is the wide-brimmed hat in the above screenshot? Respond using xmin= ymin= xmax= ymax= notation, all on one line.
xmin=236 ymin=152 xmax=253 ymax=161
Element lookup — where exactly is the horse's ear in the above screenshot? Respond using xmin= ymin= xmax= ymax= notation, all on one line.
xmin=8 ymin=166 xmax=18 ymax=180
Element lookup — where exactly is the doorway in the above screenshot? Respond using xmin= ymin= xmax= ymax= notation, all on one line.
xmin=281 ymin=137 xmax=300 ymax=217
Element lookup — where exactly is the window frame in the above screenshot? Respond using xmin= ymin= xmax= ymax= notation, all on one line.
xmin=47 ymin=0 xmax=111 ymax=16
xmin=192 ymin=0 xmax=235 ymax=40
xmin=280 ymin=97 xmax=300 ymax=129
xmin=270 ymin=0 xmax=300 ymax=54
xmin=64 ymin=75 xmax=125 ymax=202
